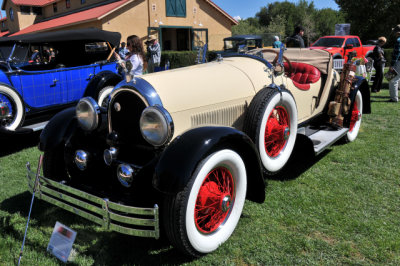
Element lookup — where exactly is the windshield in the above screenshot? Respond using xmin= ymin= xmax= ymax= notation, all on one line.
xmin=312 ymin=38 xmax=344 ymax=48
xmin=0 ymin=45 xmax=13 ymax=61
xmin=224 ymin=39 xmax=261 ymax=51
xmin=0 ymin=43 xmax=30 ymax=64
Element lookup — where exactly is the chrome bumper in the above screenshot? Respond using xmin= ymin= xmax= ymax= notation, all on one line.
xmin=26 ymin=161 xmax=159 ymax=239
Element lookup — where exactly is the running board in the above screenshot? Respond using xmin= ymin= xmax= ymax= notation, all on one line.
xmin=21 ymin=121 xmax=48 ymax=132
xmin=309 ymin=128 xmax=348 ymax=155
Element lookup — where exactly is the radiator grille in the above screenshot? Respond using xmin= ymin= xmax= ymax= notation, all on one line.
xmin=191 ymin=104 xmax=246 ymax=127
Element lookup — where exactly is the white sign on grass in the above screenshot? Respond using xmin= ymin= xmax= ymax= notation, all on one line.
xmin=47 ymin=222 xmax=77 ymax=263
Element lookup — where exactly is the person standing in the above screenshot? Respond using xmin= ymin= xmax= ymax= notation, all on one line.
xmin=389 ymin=25 xmax=400 ymax=102
xmin=118 ymin=42 xmax=129 ymax=59
xmin=286 ymin=26 xmax=305 ymax=48
xmin=272 ymin=36 xmax=282 ymax=48
xmin=146 ymin=35 xmax=161 ymax=73
xmin=371 ymin=36 xmax=387 ymax=93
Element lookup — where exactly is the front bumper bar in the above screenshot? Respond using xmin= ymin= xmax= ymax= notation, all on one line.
xmin=26 ymin=161 xmax=159 ymax=239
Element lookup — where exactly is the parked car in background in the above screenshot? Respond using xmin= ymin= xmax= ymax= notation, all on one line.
xmin=0 ymin=28 xmax=122 ymax=134
xmin=28 ymin=47 xmax=370 ymax=257
xmin=223 ymin=35 xmax=263 ymax=53
xmin=310 ymin=35 xmax=374 ymax=63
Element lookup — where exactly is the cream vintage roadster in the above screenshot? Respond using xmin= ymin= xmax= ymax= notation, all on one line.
xmin=26 ymin=47 xmax=370 ymax=257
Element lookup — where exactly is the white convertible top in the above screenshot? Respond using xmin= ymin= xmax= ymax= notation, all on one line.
xmin=248 ymin=48 xmax=332 ymax=74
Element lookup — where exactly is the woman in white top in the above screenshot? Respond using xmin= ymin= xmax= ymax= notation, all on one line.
xmin=126 ymin=35 xmax=147 ymax=76
xmin=115 ymin=35 xmax=147 ymax=76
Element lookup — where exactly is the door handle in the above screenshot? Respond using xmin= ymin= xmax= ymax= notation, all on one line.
xmin=53 ymin=79 xmax=58 ymax=84
xmin=87 ymin=73 xmax=94 ymax=80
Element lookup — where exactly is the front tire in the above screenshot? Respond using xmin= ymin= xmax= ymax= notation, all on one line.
xmin=243 ymin=87 xmax=297 ymax=174
xmin=0 ymin=85 xmax=24 ymax=131
xmin=344 ymin=90 xmax=363 ymax=142
xmin=43 ymin=144 xmax=68 ymax=181
xmin=163 ymin=149 xmax=247 ymax=257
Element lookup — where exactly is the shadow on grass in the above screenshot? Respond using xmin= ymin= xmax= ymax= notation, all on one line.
xmin=0 ymin=192 xmax=194 ymax=264
xmin=0 ymin=131 xmax=41 ymax=158
xmin=269 ymin=134 xmax=331 ymax=181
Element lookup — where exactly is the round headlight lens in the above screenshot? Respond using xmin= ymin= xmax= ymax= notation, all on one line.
xmin=140 ymin=106 xmax=173 ymax=146
xmin=76 ymin=97 xmax=100 ymax=131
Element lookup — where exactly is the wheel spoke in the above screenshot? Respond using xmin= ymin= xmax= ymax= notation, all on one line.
xmin=264 ymin=106 xmax=290 ymax=157
xmin=195 ymin=166 xmax=235 ymax=234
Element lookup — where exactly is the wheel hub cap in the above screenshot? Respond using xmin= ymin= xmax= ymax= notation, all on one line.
xmin=221 ymin=195 xmax=232 ymax=213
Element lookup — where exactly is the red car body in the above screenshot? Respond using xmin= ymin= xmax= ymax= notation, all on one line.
xmin=310 ymin=35 xmax=374 ymax=62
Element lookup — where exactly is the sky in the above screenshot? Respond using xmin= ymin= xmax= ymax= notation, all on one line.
xmin=212 ymin=0 xmax=339 ymax=20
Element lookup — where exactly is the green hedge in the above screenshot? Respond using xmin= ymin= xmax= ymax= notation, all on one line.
xmin=159 ymin=50 xmax=219 ymax=69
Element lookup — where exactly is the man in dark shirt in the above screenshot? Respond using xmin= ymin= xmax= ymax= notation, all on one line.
xmin=371 ymin=36 xmax=386 ymax=92
xmin=286 ymin=26 xmax=305 ymax=48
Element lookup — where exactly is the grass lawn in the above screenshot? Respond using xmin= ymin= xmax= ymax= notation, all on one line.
xmin=1 ymin=82 xmax=399 ymax=265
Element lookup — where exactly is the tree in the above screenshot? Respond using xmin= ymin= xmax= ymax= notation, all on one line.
xmin=335 ymin=0 xmax=399 ymax=44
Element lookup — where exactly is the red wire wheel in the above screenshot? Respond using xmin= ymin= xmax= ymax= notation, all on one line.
xmin=194 ymin=166 xmax=235 ymax=234
xmin=264 ymin=106 xmax=290 ymax=157
xmin=349 ymin=101 xmax=361 ymax=132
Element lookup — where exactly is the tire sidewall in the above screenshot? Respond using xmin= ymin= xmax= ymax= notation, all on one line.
xmin=257 ymin=91 xmax=297 ymax=173
xmin=0 ymin=85 xmax=24 ymax=131
xmin=346 ymin=90 xmax=363 ymax=142
xmin=185 ymin=149 xmax=247 ymax=254
xmin=97 ymin=86 xmax=114 ymax=107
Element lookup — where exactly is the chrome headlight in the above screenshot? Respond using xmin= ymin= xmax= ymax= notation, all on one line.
xmin=139 ymin=106 xmax=173 ymax=146
xmin=76 ymin=97 xmax=100 ymax=131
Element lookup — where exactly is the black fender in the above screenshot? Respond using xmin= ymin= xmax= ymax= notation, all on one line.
xmin=353 ymin=76 xmax=371 ymax=114
xmin=153 ymin=126 xmax=265 ymax=203
xmin=39 ymin=107 xmax=77 ymax=151
xmin=84 ymin=70 xmax=122 ymax=99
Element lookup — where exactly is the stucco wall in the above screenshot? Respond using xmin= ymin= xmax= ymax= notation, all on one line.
xmin=43 ymin=0 xmax=103 ymax=18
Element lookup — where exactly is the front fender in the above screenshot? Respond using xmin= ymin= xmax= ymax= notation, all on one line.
xmin=84 ymin=71 xmax=122 ymax=98
xmin=39 ymin=107 xmax=77 ymax=151
xmin=154 ymin=126 xmax=265 ymax=203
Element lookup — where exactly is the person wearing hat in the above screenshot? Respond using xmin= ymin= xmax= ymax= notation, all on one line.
xmin=272 ymin=36 xmax=282 ymax=48
xmin=371 ymin=36 xmax=387 ymax=93
xmin=146 ymin=35 xmax=161 ymax=73
xmin=389 ymin=25 xmax=400 ymax=102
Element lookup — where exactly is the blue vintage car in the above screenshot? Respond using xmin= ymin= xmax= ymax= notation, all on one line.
xmin=0 ymin=28 xmax=122 ymax=134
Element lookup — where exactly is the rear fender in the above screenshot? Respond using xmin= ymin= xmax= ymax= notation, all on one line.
xmin=353 ymin=77 xmax=370 ymax=114
xmin=84 ymin=71 xmax=122 ymax=99
xmin=154 ymin=126 xmax=265 ymax=203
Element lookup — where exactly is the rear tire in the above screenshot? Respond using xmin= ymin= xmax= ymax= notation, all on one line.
xmin=97 ymin=86 xmax=114 ymax=107
xmin=344 ymin=90 xmax=363 ymax=142
xmin=163 ymin=149 xmax=247 ymax=257
xmin=243 ymin=87 xmax=297 ymax=174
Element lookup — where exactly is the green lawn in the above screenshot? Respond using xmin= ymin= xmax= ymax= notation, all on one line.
xmin=1 ymin=85 xmax=399 ymax=265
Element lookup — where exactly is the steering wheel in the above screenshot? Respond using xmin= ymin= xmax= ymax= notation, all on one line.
xmin=259 ymin=49 xmax=293 ymax=77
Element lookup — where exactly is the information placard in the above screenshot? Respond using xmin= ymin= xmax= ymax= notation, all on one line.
xmin=47 ymin=222 xmax=77 ymax=263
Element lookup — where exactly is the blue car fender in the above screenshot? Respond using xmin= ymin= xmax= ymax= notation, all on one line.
xmin=153 ymin=126 xmax=266 ymax=203
xmin=84 ymin=70 xmax=122 ymax=99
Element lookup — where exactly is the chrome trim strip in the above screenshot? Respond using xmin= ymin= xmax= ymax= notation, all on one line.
xmin=26 ymin=163 xmax=160 ymax=239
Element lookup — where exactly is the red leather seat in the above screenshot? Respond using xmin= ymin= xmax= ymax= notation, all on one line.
xmin=283 ymin=62 xmax=321 ymax=90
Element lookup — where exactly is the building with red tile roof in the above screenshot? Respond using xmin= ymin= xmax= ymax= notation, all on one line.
xmin=1 ymin=0 xmax=238 ymax=50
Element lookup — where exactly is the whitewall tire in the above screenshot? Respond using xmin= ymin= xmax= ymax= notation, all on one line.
xmin=97 ymin=86 xmax=114 ymax=107
xmin=163 ymin=149 xmax=247 ymax=257
xmin=0 ymin=85 xmax=24 ymax=131
xmin=345 ymin=90 xmax=363 ymax=142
